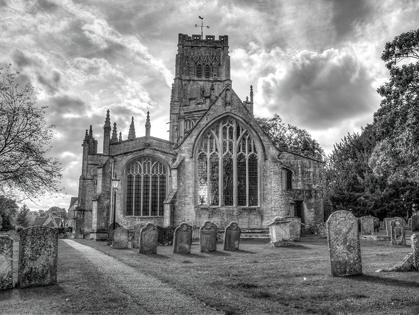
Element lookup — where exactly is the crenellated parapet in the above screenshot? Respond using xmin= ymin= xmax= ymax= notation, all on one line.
xmin=178 ymin=34 xmax=228 ymax=48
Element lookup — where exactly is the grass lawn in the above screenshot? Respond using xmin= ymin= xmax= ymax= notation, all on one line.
xmin=1 ymin=232 xmax=418 ymax=315
xmin=79 ymin=232 xmax=419 ymax=315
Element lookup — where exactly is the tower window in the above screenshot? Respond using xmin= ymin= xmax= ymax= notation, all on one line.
xmin=196 ymin=64 xmax=202 ymax=78
xmin=196 ymin=118 xmax=259 ymax=207
xmin=185 ymin=119 xmax=194 ymax=134
xmin=126 ymin=157 xmax=167 ymax=216
xmin=282 ymin=168 xmax=293 ymax=190
xmin=205 ymin=64 xmax=210 ymax=78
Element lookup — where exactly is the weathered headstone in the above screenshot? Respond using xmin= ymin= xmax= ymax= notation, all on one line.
xmin=373 ymin=217 xmax=380 ymax=232
xmin=0 ymin=236 xmax=13 ymax=290
xmin=132 ymin=224 xmax=143 ymax=249
xmin=173 ymin=223 xmax=192 ymax=254
xmin=223 ymin=221 xmax=241 ymax=251
xmin=285 ymin=216 xmax=301 ymax=241
xmin=384 ymin=217 xmax=394 ymax=236
xmin=326 ymin=210 xmax=362 ymax=277
xmin=107 ymin=222 xmax=120 ymax=246
xmin=139 ymin=223 xmax=158 ymax=254
xmin=360 ymin=216 xmax=374 ymax=235
xmin=390 ymin=218 xmax=406 ymax=245
xmin=411 ymin=213 xmax=419 ymax=232
xmin=268 ymin=217 xmax=292 ymax=244
xmin=412 ymin=234 xmax=419 ymax=269
xmin=112 ymin=226 xmax=129 ymax=249
xmin=18 ymin=227 xmax=58 ymax=288
xmin=200 ymin=221 xmax=217 ymax=252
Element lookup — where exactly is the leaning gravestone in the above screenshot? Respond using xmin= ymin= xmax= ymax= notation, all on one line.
xmin=173 ymin=223 xmax=192 ymax=254
xmin=18 ymin=227 xmax=58 ymax=288
xmin=411 ymin=213 xmax=419 ymax=232
xmin=384 ymin=217 xmax=394 ymax=236
xmin=200 ymin=221 xmax=218 ymax=252
xmin=390 ymin=218 xmax=406 ymax=245
xmin=132 ymin=224 xmax=143 ymax=249
xmin=360 ymin=216 xmax=374 ymax=235
xmin=326 ymin=210 xmax=362 ymax=277
xmin=139 ymin=223 xmax=158 ymax=254
xmin=223 ymin=221 xmax=241 ymax=251
xmin=0 ymin=236 xmax=13 ymax=290
xmin=113 ymin=226 xmax=129 ymax=249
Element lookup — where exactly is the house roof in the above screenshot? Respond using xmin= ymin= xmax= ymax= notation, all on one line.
xmin=33 ymin=216 xmax=48 ymax=226
xmin=68 ymin=197 xmax=78 ymax=210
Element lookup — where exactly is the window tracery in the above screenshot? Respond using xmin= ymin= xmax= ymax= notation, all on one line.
xmin=196 ymin=118 xmax=259 ymax=207
xmin=126 ymin=157 xmax=167 ymax=216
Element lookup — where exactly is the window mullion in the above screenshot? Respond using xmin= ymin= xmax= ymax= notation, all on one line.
xmin=233 ymin=121 xmax=237 ymax=206
xmin=219 ymin=123 xmax=223 ymax=206
xmin=140 ymin=173 xmax=143 ymax=216
xmin=132 ymin=175 xmax=135 ymax=216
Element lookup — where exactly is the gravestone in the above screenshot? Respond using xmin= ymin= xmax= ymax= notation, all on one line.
xmin=326 ymin=210 xmax=362 ymax=277
xmin=223 ymin=221 xmax=241 ymax=251
xmin=18 ymin=227 xmax=58 ymax=288
xmin=107 ymin=222 xmax=120 ymax=246
xmin=412 ymin=213 xmax=419 ymax=232
xmin=360 ymin=216 xmax=374 ymax=235
xmin=373 ymin=217 xmax=380 ymax=232
xmin=0 ymin=236 xmax=13 ymax=290
xmin=132 ymin=224 xmax=143 ymax=249
xmin=407 ymin=218 xmax=412 ymax=230
xmin=173 ymin=223 xmax=192 ymax=254
xmin=139 ymin=223 xmax=158 ymax=254
xmin=285 ymin=216 xmax=301 ymax=241
xmin=268 ymin=217 xmax=292 ymax=243
xmin=200 ymin=221 xmax=218 ymax=252
xmin=112 ymin=226 xmax=129 ymax=249
xmin=412 ymin=234 xmax=419 ymax=269
xmin=390 ymin=218 xmax=406 ymax=245
xmin=384 ymin=217 xmax=394 ymax=236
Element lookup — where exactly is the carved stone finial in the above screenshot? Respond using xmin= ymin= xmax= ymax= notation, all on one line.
xmin=145 ymin=111 xmax=151 ymax=138
xmin=119 ymin=131 xmax=122 ymax=142
xmin=128 ymin=117 xmax=136 ymax=140
xmin=104 ymin=109 xmax=111 ymax=130
xmin=250 ymin=85 xmax=254 ymax=103
xmin=111 ymin=122 xmax=118 ymax=143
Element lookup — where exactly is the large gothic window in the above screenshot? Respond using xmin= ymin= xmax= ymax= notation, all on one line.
xmin=197 ymin=118 xmax=259 ymax=207
xmin=126 ymin=157 xmax=167 ymax=216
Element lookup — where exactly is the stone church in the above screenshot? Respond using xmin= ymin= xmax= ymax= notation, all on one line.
xmin=75 ymin=33 xmax=324 ymax=240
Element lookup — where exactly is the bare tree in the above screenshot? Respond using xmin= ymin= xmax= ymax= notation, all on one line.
xmin=0 ymin=65 xmax=62 ymax=200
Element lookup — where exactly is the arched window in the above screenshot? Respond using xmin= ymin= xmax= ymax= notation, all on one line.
xmin=126 ymin=157 xmax=167 ymax=216
xmin=204 ymin=64 xmax=210 ymax=78
xmin=196 ymin=64 xmax=202 ymax=78
xmin=196 ymin=118 xmax=259 ymax=207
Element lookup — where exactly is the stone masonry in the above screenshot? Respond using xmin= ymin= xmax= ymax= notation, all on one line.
xmin=75 ymin=31 xmax=325 ymax=239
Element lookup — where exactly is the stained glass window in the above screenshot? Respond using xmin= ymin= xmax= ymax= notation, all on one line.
xmin=126 ymin=157 xmax=167 ymax=216
xmin=196 ymin=64 xmax=202 ymax=78
xmin=196 ymin=118 xmax=259 ymax=207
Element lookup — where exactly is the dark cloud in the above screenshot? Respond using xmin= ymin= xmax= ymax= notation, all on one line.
xmin=260 ymin=49 xmax=380 ymax=130
xmin=331 ymin=0 xmax=373 ymax=42
xmin=37 ymin=70 xmax=62 ymax=95
xmin=11 ymin=50 xmax=34 ymax=68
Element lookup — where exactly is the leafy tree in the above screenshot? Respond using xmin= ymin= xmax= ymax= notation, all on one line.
xmin=0 ymin=65 xmax=62 ymax=200
xmin=16 ymin=204 xmax=30 ymax=227
xmin=47 ymin=206 xmax=67 ymax=220
xmin=371 ymin=29 xmax=419 ymax=183
xmin=256 ymin=114 xmax=324 ymax=159
xmin=0 ymin=195 xmax=18 ymax=230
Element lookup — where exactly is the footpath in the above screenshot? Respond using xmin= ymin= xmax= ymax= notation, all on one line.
xmin=62 ymin=240 xmax=223 ymax=315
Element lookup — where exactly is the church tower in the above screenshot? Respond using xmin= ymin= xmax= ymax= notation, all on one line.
xmin=169 ymin=33 xmax=231 ymax=142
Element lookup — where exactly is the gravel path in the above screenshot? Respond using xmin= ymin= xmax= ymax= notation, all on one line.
xmin=62 ymin=240 xmax=223 ymax=315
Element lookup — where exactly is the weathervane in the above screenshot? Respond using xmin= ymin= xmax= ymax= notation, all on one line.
xmin=195 ymin=16 xmax=209 ymax=37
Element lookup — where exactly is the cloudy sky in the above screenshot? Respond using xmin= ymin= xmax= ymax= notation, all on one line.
xmin=1 ymin=0 xmax=419 ymax=210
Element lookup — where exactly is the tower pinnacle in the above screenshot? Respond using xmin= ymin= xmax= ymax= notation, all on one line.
xmin=128 ymin=117 xmax=136 ymax=140
xmin=145 ymin=111 xmax=151 ymax=138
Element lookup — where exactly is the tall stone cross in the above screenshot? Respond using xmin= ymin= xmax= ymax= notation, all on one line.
xmin=195 ymin=16 xmax=209 ymax=37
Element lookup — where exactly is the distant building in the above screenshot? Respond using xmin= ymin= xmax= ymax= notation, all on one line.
xmin=32 ymin=213 xmax=63 ymax=228
xmin=67 ymin=197 xmax=78 ymax=229
xmin=76 ymin=32 xmax=325 ymax=240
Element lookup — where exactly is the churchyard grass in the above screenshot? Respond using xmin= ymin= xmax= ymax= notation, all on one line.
xmin=1 ymin=232 xmax=419 ymax=314
xmin=81 ymin=233 xmax=419 ymax=315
